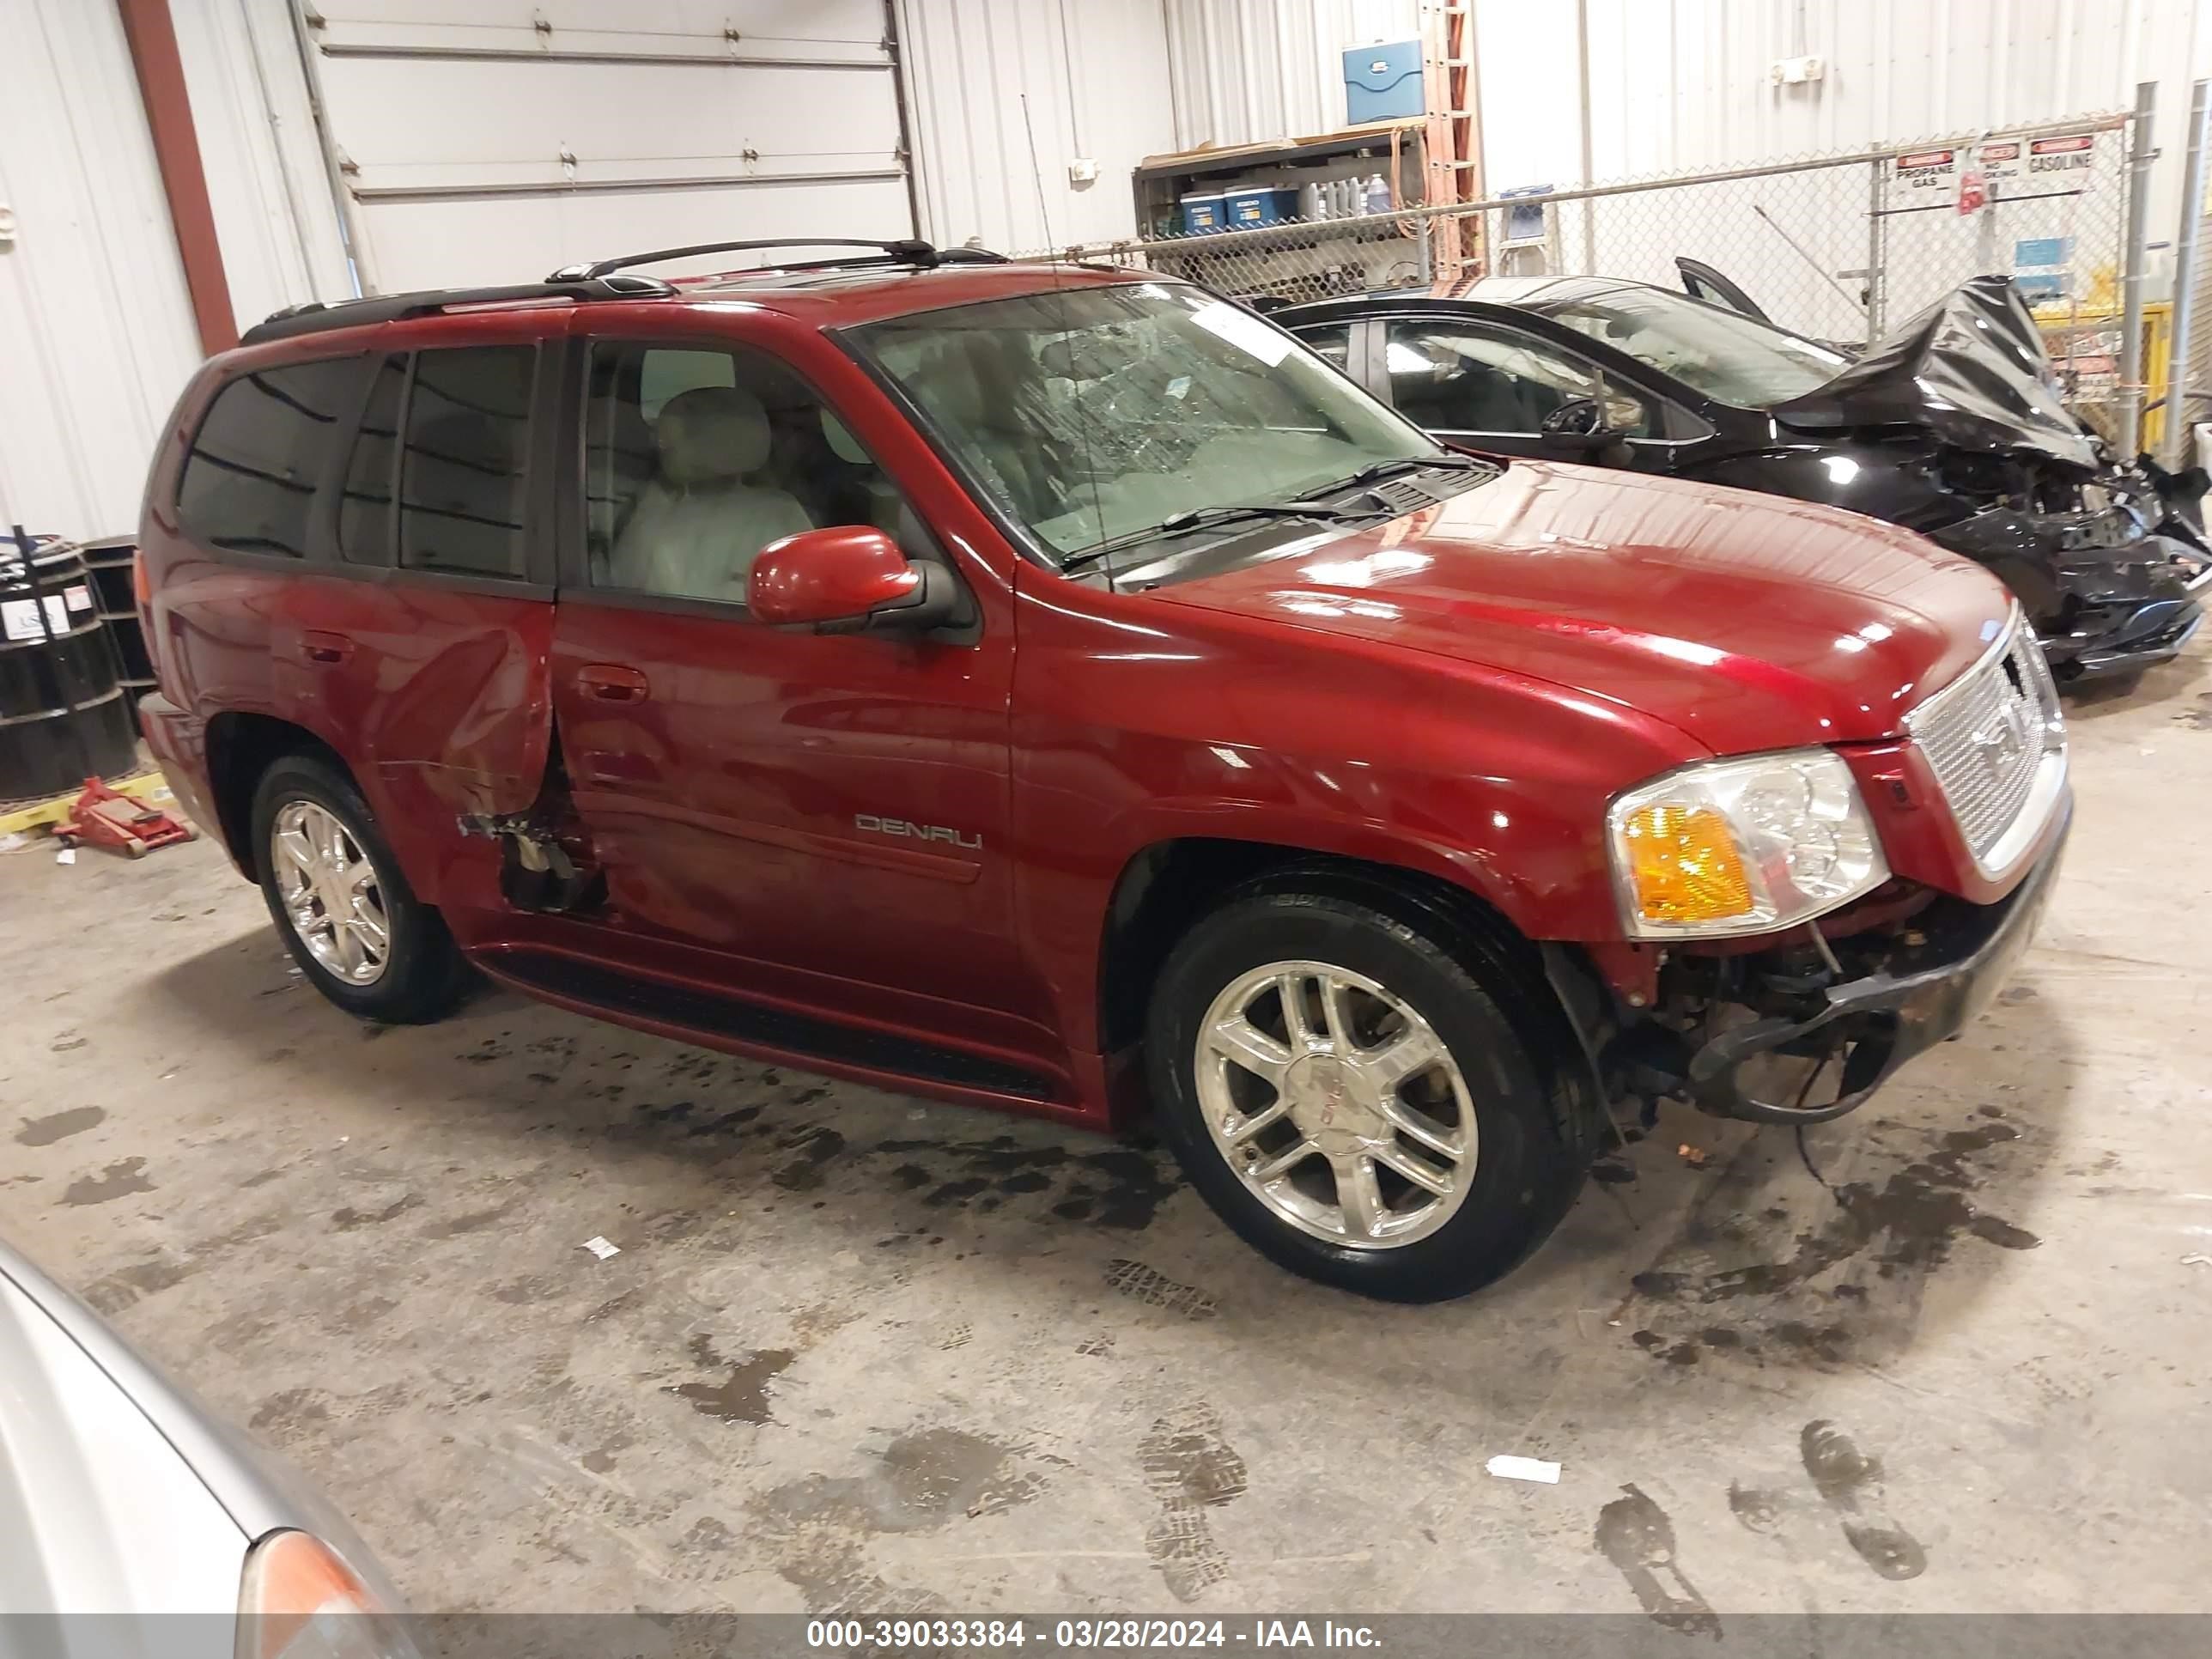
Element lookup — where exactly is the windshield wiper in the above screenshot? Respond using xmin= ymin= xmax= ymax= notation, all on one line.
xmin=1059 ymin=501 xmax=1362 ymax=574
xmin=1301 ymin=452 xmax=1487 ymax=501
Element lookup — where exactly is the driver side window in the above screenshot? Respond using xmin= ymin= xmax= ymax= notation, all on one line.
xmin=583 ymin=341 xmax=928 ymax=605
xmin=1383 ymin=318 xmax=1655 ymax=438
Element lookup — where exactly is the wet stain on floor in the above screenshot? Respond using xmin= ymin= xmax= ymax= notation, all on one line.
xmin=16 ymin=1104 xmax=105 ymax=1146
xmin=419 ymin=1197 xmax=523 ymax=1238
xmin=1625 ymin=1112 xmax=2038 ymax=1363
xmin=1801 ymin=1420 xmax=1928 ymax=1579
xmin=1632 ymin=1329 xmax=1703 ymax=1366
xmin=750 ymin=1428 xmax=1043 ymax=1611
xmin=771 ymin=1126 xmax=848 ymax=1192
xmin=606 ymin=1089 xmax=1181 ymax=1237
xmin=1727 ymin=1480 xmax=1784 ymax=1535
xmin=331 ymin=1193 xmax=420 ymax=1231
xmin=1139 ymin=1402 xmax=1249 ymax=1602
xmin=870 ymin=1133 xmax=1182 ymax=1229
xmin=666 ymin=1334 xmax=796 ymax=1425
xmin=62 ymin=1157 xmax=154 ymax=1206
xmin=1595 ymin=1484 xmax=1720 ymax=1637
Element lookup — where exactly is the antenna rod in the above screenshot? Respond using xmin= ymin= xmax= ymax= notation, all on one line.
xmin=1019 ymin=93 xmax=1112 ymax=587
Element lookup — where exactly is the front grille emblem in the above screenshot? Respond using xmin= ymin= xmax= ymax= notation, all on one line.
xmin=1971 ymin=699 xmax=2030 ymax=780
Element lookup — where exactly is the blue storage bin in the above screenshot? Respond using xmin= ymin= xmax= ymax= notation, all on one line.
xmin=1344 ymin=40 xmax=1424 ymax=125
xmin=1224 ymin=187 xmax=1291 ymax=228
xmin=1180 ymin=192 xmax=1226 ymax=234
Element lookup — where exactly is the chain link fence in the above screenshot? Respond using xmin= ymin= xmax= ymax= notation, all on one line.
xmin=1026 ymin=111 xmax=2139 ymax=436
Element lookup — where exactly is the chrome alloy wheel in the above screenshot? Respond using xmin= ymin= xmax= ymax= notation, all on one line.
xmin=1194 ymin=960 xmax=1477 ymax=1249
xmin=270 ymin=800 xmax=390 ymax=987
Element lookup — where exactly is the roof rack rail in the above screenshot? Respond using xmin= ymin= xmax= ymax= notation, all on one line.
xmin=546 ymin=237 xmax=1007 ymax=283
xmin=239 ymin=273 xmax=673 ymax=347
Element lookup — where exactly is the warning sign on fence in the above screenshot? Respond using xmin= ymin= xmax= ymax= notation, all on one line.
xmin=2028 ymin=133 xmax=2097 ymax=175
xmin=1895 ymin=148 xmax=1958 ymax=194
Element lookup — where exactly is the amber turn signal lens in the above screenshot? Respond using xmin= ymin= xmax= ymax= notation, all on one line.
xmin=1618 ymin=803 xmax=1754 ymax=926
xmin=236 ymin=1530 xmax=405 ymax=1659
xmin=131 ymin=548 xmax=150 ymax=610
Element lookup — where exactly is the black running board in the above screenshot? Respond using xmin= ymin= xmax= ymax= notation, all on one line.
xmin=485 ymin=948 xmax=1056 ymax=1101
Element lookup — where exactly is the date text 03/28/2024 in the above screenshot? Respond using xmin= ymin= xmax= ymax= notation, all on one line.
xmin=804 ymin=1619 xmax=1382 ymax=1650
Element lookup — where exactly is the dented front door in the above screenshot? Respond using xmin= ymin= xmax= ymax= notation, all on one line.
xmin=544 ymin=325 xmax=1032 ymax=1040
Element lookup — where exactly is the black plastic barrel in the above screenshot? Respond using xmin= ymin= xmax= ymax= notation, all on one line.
xmin=77 ymin=534 xmax=155 ymax=690
xmin=0 ymin=534 xmax=139 ymax=801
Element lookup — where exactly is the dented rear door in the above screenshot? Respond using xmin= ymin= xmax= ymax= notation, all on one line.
xmin=290 ymin=314 xmax=562 ymax=910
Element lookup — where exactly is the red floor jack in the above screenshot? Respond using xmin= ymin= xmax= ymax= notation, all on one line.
xmin=55 ymin=776 xmax=195 ymax=859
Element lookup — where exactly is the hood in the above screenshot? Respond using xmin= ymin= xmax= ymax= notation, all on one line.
xmin=1767 ymin=276 xmax=2102 ymax=471
xmin=1147 ymin=460 xmax=2011 ymax=756
xmin=0 ymin=1266 xmax=244 ymax=1622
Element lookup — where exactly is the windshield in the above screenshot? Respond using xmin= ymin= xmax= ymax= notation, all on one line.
xmin=848 ymin=282 xmax=1442 ymax=562
xmin=1539 ymin=287 xmax=1852 ymax=407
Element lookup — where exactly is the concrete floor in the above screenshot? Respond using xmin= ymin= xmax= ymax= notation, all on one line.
xmin=4 ymin=647 xmax=2209 ymax=1623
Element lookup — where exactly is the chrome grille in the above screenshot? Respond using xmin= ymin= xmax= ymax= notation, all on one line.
xmin=1905 ymin=617 xmax=2067 ymax=877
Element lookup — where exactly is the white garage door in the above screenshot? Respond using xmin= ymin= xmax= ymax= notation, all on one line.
xmin=305 ymin=1 xmax=914 ymax=292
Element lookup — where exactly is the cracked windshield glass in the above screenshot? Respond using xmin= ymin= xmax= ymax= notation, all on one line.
xmin=853 ymin=282 xmax=1443 ymax=561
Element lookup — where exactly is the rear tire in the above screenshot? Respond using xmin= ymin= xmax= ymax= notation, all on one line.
xmin=1146 ymin=889 xmax=1587 ymax=1303
xmin=251 ymin=754 xmax=470 ymax=1024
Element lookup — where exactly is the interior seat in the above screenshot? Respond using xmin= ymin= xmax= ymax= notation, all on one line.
xmin=903 ymin=340 xmax=1054 ymax=520
xmin=610 ymin=386 xmax=813 ymax=601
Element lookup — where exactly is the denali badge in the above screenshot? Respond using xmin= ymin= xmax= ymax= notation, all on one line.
xmin=854 ymin=814 xmax=981 ymax=850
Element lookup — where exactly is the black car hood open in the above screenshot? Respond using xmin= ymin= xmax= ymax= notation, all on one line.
xmin=1769 ymin=275 xmax=2102 ymax=471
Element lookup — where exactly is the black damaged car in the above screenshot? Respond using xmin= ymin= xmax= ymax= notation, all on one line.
xmin=1276 ymin=275 xmax=2209 ymax=683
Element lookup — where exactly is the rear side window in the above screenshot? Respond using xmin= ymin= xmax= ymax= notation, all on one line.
xmin=175 ymin=358 xmax=364 ymax=556
xmin=338 ymin=355 xmax=405 ymax=563
xmin=397 ymin=345 xmax=536 ymax=579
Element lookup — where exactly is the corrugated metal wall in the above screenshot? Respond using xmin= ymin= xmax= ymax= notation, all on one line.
xmin=172 ymin=0 xmax=351 ymax=330
xmin=0 ymin=0 xmax=204 ymax=542
xmin=1490 ymin=0 xmax=2207 ymax=309
xmin=1513 ymin=0 xmax=2201 ymax=210
xmin=896 ymin=0 xmax=1177 ymax=251
xmin=1164 ymin=0 xmax=1420 ymax=149
xmin=1165 ymin=0 xmax=2207 ymax=244
xmin=300 ymin=1 xmax=912 ymax=291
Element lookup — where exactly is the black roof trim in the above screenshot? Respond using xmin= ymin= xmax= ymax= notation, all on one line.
xmin=239 ymin=274 xmax=675 ymax=346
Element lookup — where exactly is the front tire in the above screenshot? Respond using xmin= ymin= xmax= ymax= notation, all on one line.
xmin=1146 ymin=889 xmax=1587 ymax=1302
xmin=251 ymin=754 xmax=469 ymax=1024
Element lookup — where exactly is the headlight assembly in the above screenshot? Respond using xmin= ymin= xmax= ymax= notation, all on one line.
xmin=236 ymin=1530 xmax=419 ymax=1659
xmin=1607 ymin=749 xmax=1888 ymax=939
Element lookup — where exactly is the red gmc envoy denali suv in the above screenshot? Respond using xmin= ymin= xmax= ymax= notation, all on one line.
xmin=136 ymin=239 xmax=2069 ymax=1301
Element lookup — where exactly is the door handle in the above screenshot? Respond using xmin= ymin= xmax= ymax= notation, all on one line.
xmin=301 ymin=629 xmax=354 ymax=665
xmin=576 ymin=663 xmax=649 ymax=702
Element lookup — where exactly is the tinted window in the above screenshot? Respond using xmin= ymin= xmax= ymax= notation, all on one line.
xmin=1296 ymin=322 xmax=1353 ymax=372
xmin=176 ymin=358 xmax=363 ymax=556
xmin=1384 ymin=319 xmax=1656 ymax=436
xmin=398 ymin=345 xmax=535 ymax=579
xmin=338 ymin=355 xmax=404 ymax=563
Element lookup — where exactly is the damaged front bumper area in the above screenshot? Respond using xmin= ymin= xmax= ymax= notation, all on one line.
xmin=1929 ymin=496 xmax=2209 ymax=682
xmin=1674 ymin=804 xmax=2069 ymax=1126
